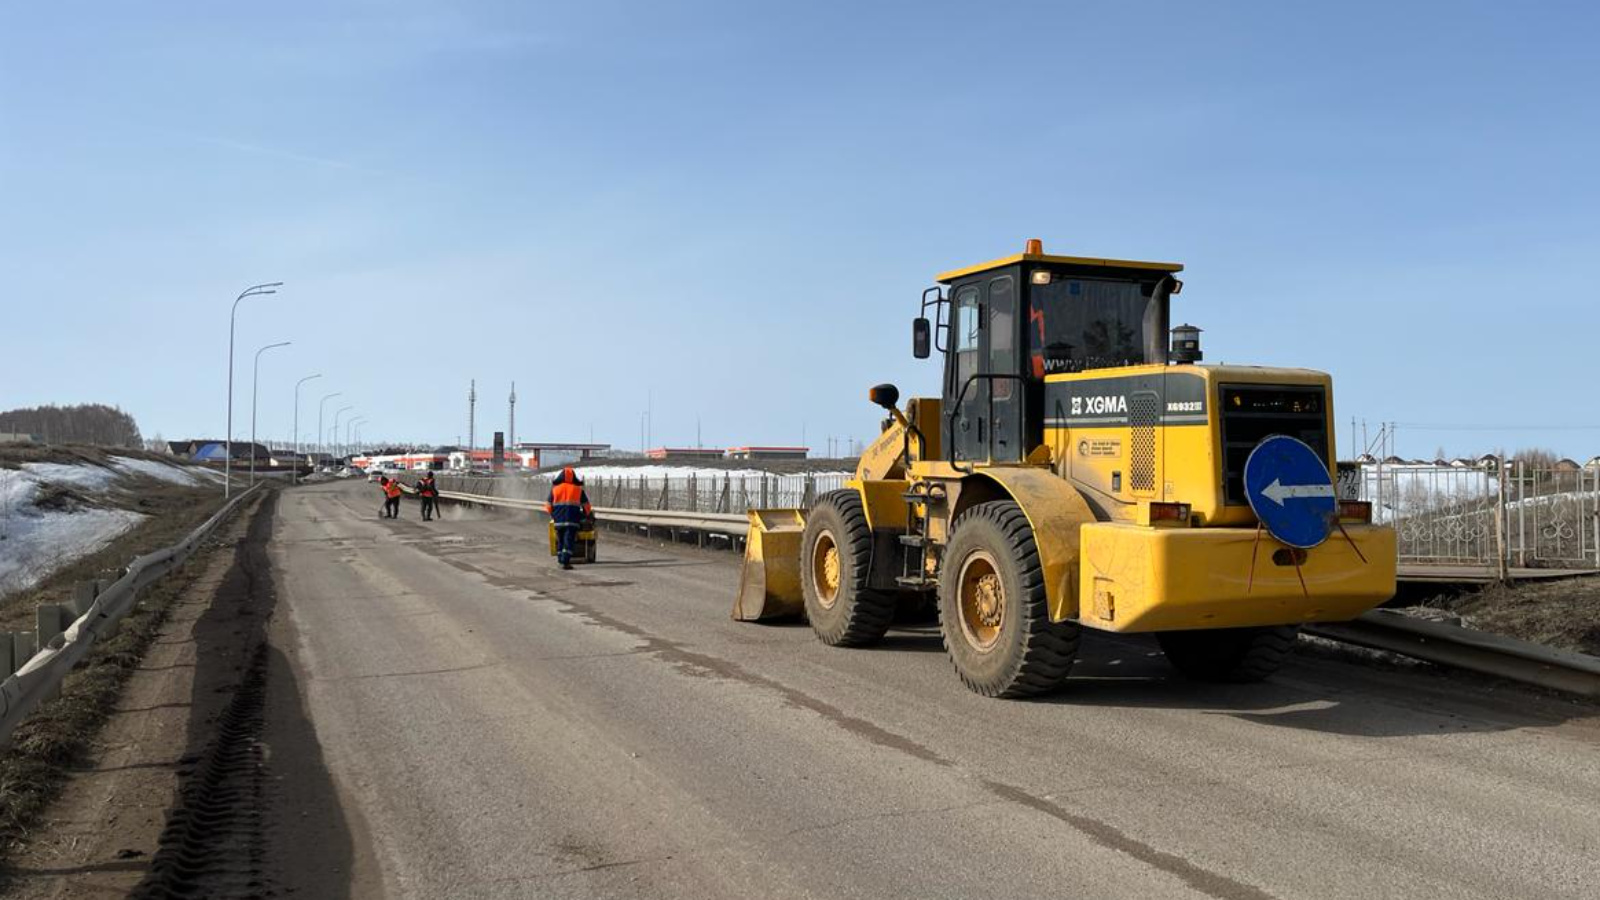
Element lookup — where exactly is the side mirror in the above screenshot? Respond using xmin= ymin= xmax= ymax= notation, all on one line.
xmin=868 ymin=383 xmax=901 ymax=411
xmin=912 ymin=317 xmax=931 ymax=359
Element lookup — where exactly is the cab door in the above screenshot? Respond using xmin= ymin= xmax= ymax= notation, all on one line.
xmin=946 ymin=272 xmax=1024 ymax=464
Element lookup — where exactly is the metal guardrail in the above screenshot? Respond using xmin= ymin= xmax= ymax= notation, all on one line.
xmin=437 ymin=490 xmax=750 ymax=536
xmin=0 ymin=485 xmax=260 ymax=744
xmin=440 ymin=488 xmax=1600 ymax=697
xmin=1307 ymin=610 xmax=1600 ymax=697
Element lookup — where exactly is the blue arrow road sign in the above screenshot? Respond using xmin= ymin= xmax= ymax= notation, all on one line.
xmin=1243 ymin=435 xmax=1336 ymax=549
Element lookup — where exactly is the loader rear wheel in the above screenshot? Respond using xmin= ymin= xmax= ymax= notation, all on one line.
xmin=938 ymin=501 xmax=1078 ymax=698
xmin=1156 ymin=625 xmax=1300 ymax=683
xmin=802 ymin=491 xmax=894 ymax=647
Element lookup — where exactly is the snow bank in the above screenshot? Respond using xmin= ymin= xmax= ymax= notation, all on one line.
xmin=0 ymin=456 xmax=211 ymax=600
xmin=21 ymin=461 xmax=120 ymax=491
xmin=111 ymin=456 xmax=204 ymax=486
xmin=0 ymin=505 xmax=144 ymax=596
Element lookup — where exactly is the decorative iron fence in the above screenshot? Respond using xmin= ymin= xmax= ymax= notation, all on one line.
xmin=1350 ymin=461 xmax=1600 ymax=570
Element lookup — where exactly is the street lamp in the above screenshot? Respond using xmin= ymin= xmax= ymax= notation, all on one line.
xmin=317 ymin=392 xmax=342 ymax=471
xmin=331 ymin=405 xmax=354 ymax=466
xmin=292 ymin=374 xmax=321 ymax=485
xmin=347 ymin=417 xmax=367 ymax=464
xmin=225 ymin=281 xmax=282 ymax=497
xmin=250 ymin=341 xmax=291 ymax=485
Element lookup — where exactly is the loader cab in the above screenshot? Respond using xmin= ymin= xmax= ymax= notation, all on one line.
xmin=923 ymin=240 xmax=1183 ymax=466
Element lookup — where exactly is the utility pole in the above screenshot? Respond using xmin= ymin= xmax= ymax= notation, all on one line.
xmin=509 ymin=382 xmax=517 ymax=449
xmin=468 ymin=379 xmax=477 ymax=453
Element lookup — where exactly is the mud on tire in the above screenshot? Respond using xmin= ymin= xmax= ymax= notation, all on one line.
xmin=802 ymin=490 xmax=895 ymax=646
xmin=1156 ymin=625 xmax=1300 ymax=683
xmin=938 ymin=500 xmax=1079 ymax=698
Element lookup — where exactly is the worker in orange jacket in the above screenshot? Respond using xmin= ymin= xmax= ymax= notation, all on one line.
xmin=381 ymin=476 xmax=403 ymax=519
xmin=545 ymin=467 xmax=592 ymax=569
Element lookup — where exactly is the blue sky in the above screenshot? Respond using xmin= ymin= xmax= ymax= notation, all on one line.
xmin=3 ymin=1 xmax=1597 ymax=459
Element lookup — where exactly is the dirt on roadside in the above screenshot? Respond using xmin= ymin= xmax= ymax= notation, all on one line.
xmin=1 ymin=489 xmax=360 ymax=899
xmin=1444 ymin=576 xmax=1600 ymax=656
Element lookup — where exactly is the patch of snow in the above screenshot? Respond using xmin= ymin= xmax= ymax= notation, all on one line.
xmin=0 ymin=469 xmax=39 ymax=512
xmin=0 ymin=502 xmax=144 ymax=598
xmin=111 ymin=456 xmax=202 ymax=486
xmin=21 ymin=461 xmax=120 ymax=491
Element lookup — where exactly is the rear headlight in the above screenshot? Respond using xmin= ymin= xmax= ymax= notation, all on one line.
xmin=1338 ymin=500 xmax=1372 ymax=523
xmin=1148 ymin=501 xmax=1192 ymax=524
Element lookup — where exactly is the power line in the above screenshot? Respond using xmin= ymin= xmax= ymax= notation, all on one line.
xmin=1394 ymin=423 xmax=1600 ymax=432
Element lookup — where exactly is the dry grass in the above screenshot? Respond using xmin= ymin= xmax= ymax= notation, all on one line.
xmin=1451 ymin=576 xmax=1600 ymax=656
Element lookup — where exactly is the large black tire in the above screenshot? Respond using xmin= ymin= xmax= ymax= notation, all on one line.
xmin=802 ymin=490 xmax=895 ymax=647
xmin=938 ymin=501 xmax=1079 ymax=698
xmin=1156 ymin=625 xmax=1300 ymax=683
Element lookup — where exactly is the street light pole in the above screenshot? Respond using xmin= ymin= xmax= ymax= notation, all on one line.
xmin=293 ymin=374 xmax=322 ymax=485
xmin=250 ymin=341 xmax=291 ymax=486
xmin=332 ymin=406 xmax=354 ymax=467
xmin=318 ymin=392 xmax=342 ymax=472
xmin=225 ymin=282 xmax=282 ymax=498
xmin=347 ymin=417 xmax=366 ymax=465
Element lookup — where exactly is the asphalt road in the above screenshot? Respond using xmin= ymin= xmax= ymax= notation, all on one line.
xmin=271 ymin=481 xmax=1600 ymax=900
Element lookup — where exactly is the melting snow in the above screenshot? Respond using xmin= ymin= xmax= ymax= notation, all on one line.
xmin=111 ymin=456 xmax=205 ymax=486
xmin=0 ymin=467 xmax=144 ymax=597
xmin=0 ymin=457 xmax=209 ymax=600
xmin=21 ymin=461 xmax=120 ymax=491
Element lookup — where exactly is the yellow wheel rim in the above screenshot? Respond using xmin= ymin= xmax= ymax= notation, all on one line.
xmin=813 ymin=531 xmax=841 ymax=609
xmin=957 ymin=551 xmax=1005 ymax=651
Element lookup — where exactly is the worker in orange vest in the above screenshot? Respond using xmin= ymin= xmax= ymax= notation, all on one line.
xmin=416 ymin=471 xmax=441 ymax=521
xmin=544 ymin=467 xmax=592 ymax=569
xmin=381 ymin=475 xmax=403 ymax=519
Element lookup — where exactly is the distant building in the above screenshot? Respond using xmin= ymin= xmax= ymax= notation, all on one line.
xmin=176 ymin=440 xmax=269 ymax=462
xmin=725 ymin=446 xmax=809 ymax=461
xmin=646 ymin=447 xmax=725 ymax=461
xmin=512 ymin=442 xmax=610 ymax=470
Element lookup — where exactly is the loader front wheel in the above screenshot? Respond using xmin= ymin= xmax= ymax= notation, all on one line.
xmin=802 ymin=491 xmax=894 ymax=647
xmin=939 ymin=501 xmax=1078 ymax=698
xmin=1156 ymin=625 xmax=1299 ymax=683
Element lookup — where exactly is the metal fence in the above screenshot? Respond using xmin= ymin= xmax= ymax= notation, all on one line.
xmin=1350 ymin=461 xmax=1600 ymax=570
xmin=434 ymin=471 xmax=851 ymax=516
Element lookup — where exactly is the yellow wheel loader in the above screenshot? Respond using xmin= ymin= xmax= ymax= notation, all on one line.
xmin=734 ymin=239 xmax=1397 ymax=698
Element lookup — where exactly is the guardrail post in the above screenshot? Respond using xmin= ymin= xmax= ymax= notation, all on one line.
xmin=658 ymin=479 xmax=669 ymax=510
xmin=719 ymin=476 xmax=730 ymax=514
xmin=636 ymin=476 xmax=644 ymax=510
xmin=13 ymin=632 xmax=36 ymax=669
xmin=69 ymin=581 xmax=101 ymax=617
xmin=36 ymin=605 xmax=69 ymax=648
xmin=688 ymin=474 xmax=697 ymax=512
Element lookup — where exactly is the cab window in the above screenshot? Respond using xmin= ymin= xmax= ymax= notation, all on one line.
xmin=1028 ymin=278 xmax=1162 ymax=374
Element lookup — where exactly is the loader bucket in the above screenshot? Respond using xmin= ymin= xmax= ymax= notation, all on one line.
xmin=733 ymin=508 xmax=807 ymax=621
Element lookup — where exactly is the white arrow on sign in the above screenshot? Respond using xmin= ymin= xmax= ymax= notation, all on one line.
xmin=1261 ymin=478 xmax=1335 ymax=506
